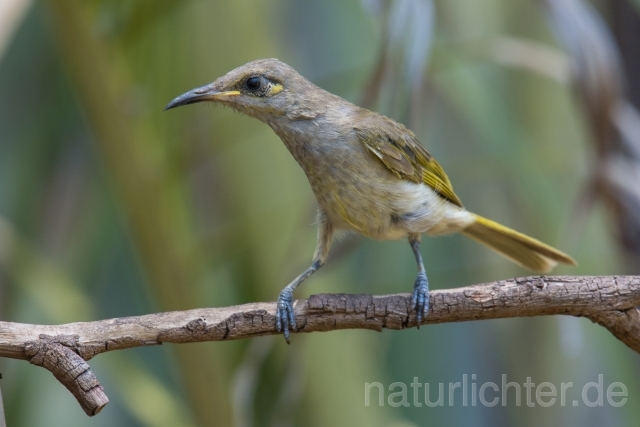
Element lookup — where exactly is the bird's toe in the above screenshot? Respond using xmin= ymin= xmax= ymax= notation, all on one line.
xmin=412 ymin=272 xmax=429 ymax=327
xmin=276 ymin=289 xmax=296 ymax=344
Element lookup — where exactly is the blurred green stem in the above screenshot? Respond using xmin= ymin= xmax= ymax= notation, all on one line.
xmin=43 ymin=0 xmax=231 ymax=424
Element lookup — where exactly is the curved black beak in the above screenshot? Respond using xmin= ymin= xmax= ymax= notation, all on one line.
xmin=164 ymin=85 xmax=241 ymax=111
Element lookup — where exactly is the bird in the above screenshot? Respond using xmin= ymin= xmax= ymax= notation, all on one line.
xmin=165 ymin=58 xmax=576 ymax=342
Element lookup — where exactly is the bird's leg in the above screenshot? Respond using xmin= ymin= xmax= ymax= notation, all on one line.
xmin=408 ymin=233 xmax=429 ymax=327
xmin=276 ymin=214 xmax=333 ymax=343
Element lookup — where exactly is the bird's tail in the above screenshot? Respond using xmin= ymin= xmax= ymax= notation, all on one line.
xmin=461 ymin=214 xmax=577 ymax=273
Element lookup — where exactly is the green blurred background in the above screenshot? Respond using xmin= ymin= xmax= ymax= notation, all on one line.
xmin=1 ymin=0 xmax=640 ymax=425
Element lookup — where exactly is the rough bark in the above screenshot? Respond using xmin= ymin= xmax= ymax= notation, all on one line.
xmin=1 ymin=275 xmax=638 ymax=415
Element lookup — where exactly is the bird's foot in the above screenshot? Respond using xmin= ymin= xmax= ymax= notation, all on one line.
xmin=275 ymin=288 xmax=296 ymax=344
xmin=411 ymin=271 xmax=429 ymax=328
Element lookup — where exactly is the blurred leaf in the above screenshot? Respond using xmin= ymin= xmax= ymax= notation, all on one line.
xmin=0 ymin=216 xmax=93 ymax=322
xmin=360 ymin=0 xmax=435 ymax=126
xmin=0 ymin=0 xmax=33 ymax=62
xmin=488 ymin=36 xmax=570 ymax=84
xmin=546 ymin=0 xmax=623 ymax=145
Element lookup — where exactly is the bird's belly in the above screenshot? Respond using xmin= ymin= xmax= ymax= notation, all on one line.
xmin=311 ymin=176 xmax=466 ymax=240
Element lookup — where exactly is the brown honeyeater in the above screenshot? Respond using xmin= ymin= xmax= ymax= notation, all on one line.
xmin=165 ymin=58 xmax=576 ymax=342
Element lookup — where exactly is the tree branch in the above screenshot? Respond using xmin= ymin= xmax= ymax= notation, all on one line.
xmin=1 ymin=275 xmax=638 ymax=415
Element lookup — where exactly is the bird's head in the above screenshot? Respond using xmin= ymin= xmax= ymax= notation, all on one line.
xmin=164 ymin=58 xmax=319 ymax=121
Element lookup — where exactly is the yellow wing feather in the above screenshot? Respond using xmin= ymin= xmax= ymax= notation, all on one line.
xmin=354 ymin=114 xmax=463 ymax=207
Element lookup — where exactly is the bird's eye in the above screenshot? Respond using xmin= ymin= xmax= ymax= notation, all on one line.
xmin=246 ymin=76 xmax=262 ymax=91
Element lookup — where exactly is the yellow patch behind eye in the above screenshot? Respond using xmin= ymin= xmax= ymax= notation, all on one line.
xmin=270 ymin=83 xmax=284 ymax=95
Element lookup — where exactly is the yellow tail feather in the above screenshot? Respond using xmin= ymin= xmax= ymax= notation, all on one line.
xmin=461 ymin=214 xmax=577 ymax=273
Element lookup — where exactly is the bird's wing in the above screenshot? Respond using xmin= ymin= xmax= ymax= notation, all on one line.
xmin=354 ymin=114 xmax=463 ymax=207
